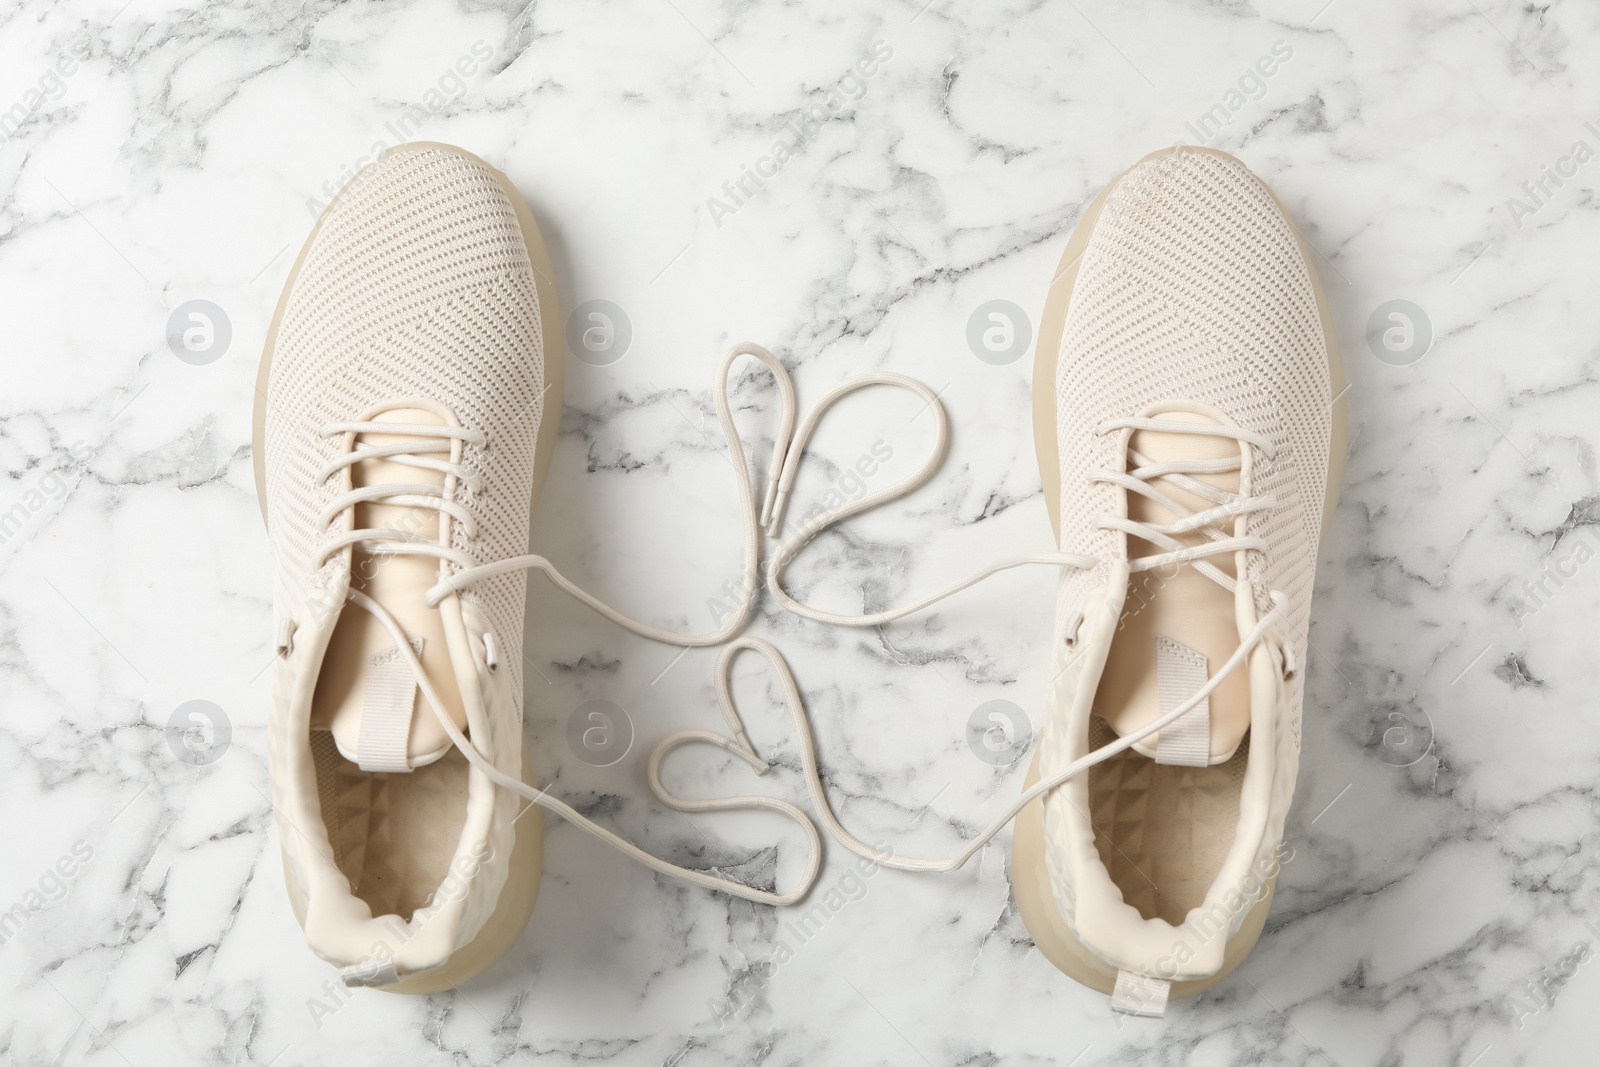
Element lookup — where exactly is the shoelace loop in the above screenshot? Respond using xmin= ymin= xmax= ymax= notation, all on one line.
xmin=420 ymin=343 xmax=791 ymax=645
xmin=762 ymin=375 xmax=1095 ymax=628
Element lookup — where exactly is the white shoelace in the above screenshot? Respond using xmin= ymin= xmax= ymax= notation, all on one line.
xmin=1088 ymin=416 xmax=1277 ymax=596
xmin=307 ymin=344 xmax=1288 ymax=906
xmin=420 ymin=342 xmax=790 ymax=644
xmin=748 ymin=401 xmax=1289 ymax=874
xmin=347 ymin=588 xmax=823 ymax=904
xmin=760 ymin=373 xmax=1096 ymax=627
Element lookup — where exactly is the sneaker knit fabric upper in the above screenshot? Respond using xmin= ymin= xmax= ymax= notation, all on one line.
xmin=263 ymin=147 xmax=548 ymax=697
xmin=1051 ymin=149 xmax=1330 ymax=726
xmin=1040 ymin=150 xmax=1332 ymax=943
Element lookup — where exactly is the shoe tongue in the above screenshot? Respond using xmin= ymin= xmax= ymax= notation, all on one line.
xmin=1097 ymin=409 xmax=1252 ymax=766
xmin=311 ymin=407 xmax=475 ymax=772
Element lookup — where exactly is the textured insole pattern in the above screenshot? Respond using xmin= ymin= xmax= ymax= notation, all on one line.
xmin=1086 ymin=716 xmax=1246 ymax=925
xmin=312 ymin=731 xmax=469 ymax=919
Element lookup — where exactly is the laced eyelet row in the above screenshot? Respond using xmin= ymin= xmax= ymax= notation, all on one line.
xmin=310 ymin=420 xmax=491 ymax=565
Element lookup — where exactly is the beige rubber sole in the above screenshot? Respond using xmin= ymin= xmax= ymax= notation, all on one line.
xmin=255 ymin=141 xmax=565 ymax=994
xmin=1013 ymin=145 xmax=1348 ymax=998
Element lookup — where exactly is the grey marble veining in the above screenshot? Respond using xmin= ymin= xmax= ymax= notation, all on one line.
xmin=1 ymin=0 xmax=1597 ymax=1064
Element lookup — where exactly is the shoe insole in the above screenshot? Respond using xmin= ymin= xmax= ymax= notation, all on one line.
xmin=1086 ymin=715 xmax=1247 ymax=925
xmin=311 ymin=731 xmax=469 ymax=919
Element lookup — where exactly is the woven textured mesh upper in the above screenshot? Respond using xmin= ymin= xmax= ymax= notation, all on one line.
xmin=264 ymin=147 xmax=547 ymax=696
xmin=1041 ymin=151 xmax=1332 ymax=942
xmin=1052 ymin=151 xmax=1330 ymax=720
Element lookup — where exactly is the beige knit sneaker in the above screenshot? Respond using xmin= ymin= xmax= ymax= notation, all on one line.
xmin=754 ymin=147 xmax=1344 ymax=1012
xmin=1011 ymin=146 xmax=1345 ymax=1013
xmin=255 ymin=143 xmax=562 ymax=992
xmin=257 ymin=145 xmax=848 ymax=991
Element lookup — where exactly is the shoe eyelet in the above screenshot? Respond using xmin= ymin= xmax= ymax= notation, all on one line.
xmin=276 ymin=617 xmax=298 ymax=658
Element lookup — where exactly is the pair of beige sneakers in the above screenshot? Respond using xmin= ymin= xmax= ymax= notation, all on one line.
xmin=256 ymin=142 xmax=1341 ymax=1014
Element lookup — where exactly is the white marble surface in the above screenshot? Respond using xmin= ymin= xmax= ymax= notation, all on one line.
xmin=2 ymin=0 xmax=1598 ymax=1063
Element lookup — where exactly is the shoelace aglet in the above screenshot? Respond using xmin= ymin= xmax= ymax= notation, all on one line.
xmin=760 ymin=429 xmax=792 ymax=533
xmin=760 ymin=479 xmax=779 ymax=534
xmin=724 ymin=719 xmax=768 ymax=772
xmin=765 ymin=487 xmax=791 ymax=540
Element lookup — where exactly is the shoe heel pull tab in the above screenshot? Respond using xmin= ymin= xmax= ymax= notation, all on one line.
xmin=1110 ymin=970 xmax=1170 ymax=1017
